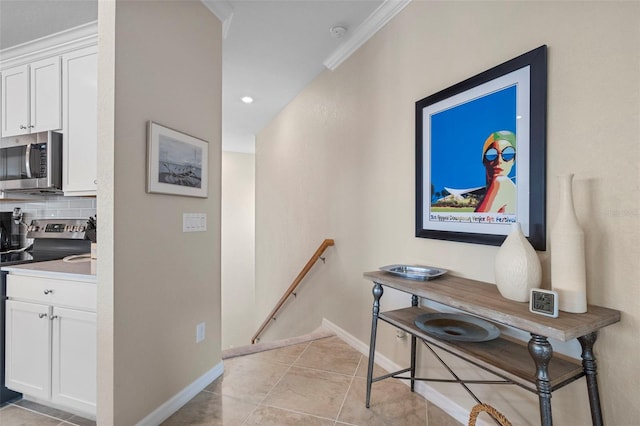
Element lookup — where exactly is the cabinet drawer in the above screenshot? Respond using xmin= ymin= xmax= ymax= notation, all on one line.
xmin=7 ymin=275 xmax=96 ymax=311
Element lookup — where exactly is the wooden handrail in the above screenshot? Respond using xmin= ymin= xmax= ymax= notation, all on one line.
xmin=251 ymin=239 xmax=335 ymax=344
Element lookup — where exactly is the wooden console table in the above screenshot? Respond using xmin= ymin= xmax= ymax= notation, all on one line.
xmin=363 ymin=270 xmax=620 ymax=426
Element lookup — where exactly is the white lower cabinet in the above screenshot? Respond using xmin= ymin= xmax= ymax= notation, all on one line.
xmin=5 ymin=300 xmax=51 ymax=399
xmin=5 ymin=275 xmax=96 ymax=416
xmin=51 ymin=307 xmax=96 ymax=413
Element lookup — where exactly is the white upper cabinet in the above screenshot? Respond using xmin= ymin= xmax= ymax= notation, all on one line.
xmin=62 ymin=46 xmax=98 ymax=196
xmin=1 ymin=56 xmax=61 ymax=137
xmin=31 ymin=57 xmax=63 ymax=133
xmin=1 ymin=65 xmax=30 ymax=136
xmin=1 ymin=22 xmax=98 ymax=195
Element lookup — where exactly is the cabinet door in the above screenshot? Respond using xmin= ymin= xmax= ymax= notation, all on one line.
xmin=62 ymin=46 xmax=97 ymax=195
xmin=51 ymin=307 xmax=96 ymax=414
xmin=5 ymin=300 xmax=51 ymax=399
xmin=30 ymin=56 xmax=62 ymax=133
xmin=1 ymin=64 xmax=29 ymax=137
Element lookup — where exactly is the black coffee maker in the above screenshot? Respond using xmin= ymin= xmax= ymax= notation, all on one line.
xmin=0 ymin=211 xmax=21 ymax=251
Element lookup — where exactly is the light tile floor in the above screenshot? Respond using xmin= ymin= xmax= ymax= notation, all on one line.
xmin=0 ymin=336 xmax=462 ymax=425
xmin=0 ymin=398 xmax=95 ymax=426
xmin=163 ymin=336 xmax=462 ymax=425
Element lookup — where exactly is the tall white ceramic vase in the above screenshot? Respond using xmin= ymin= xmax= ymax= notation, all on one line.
xmin=551 ymin=174 xmax=587 ymax=313
xmin=495 ymin=222 xmax=542 ymax=302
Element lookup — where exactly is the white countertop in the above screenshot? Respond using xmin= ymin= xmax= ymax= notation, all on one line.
xmin=2 ymin=258 xmax=97 ymax=282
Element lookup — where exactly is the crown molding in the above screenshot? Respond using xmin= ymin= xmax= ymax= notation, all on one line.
xmin=323 ymin=0 xmax=411 ymax=71
xmin=0 ymin=21 xmax=98 ymax=70
xmin=201 ymin=0 xmax=234 ymax=39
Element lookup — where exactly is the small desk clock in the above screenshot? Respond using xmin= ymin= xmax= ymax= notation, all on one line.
xmin=530 ymin=289 xmax=559 ymax=318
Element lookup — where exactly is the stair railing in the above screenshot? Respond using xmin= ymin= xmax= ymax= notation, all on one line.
xmin=251 ymin=238 xmax=335 ymax=344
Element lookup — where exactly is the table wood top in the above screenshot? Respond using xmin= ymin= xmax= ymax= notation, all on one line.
xmin=364 ymin=270 xmax=621 ymax=342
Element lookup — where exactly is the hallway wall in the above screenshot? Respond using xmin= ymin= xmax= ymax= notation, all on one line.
xmin=222 ymin=151 xmax=256 ymax=349
xmin=255 ymin=1 xmax=639 ymax=425
xmin=97 ymin=1 xmax=222 ymax=423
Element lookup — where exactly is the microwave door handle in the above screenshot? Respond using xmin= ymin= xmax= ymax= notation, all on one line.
xmin=25 ymin=144 xmax=32 ymax=178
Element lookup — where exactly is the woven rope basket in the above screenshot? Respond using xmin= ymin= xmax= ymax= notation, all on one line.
xmin=468 ymin=403 xmax=513 ymax=426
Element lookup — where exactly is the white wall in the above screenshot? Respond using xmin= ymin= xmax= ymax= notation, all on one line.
xmin=97 ymin=1 xmax=222 ymax=424
xmin=256 ymin=1 xmax=639 ymax=425
xmin=222 ymin=151 xmax=255 ymax=348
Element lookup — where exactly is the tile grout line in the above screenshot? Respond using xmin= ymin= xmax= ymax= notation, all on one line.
xmin=6 ymin=403 xmax=77 ymax=425
xmin=333 ymin=353 xmax=363 ymax=425
xmin=258 ymin=403 xmax=338 ymax=424
xmin=239 ymin=340 xmax=314 ymax=425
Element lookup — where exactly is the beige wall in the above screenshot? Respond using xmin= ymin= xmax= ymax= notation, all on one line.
xmin=97 ymin=1 xmax=222 ymax=424
xmin=222 ymin=151 xmax=255 ymax=348
xmin=256 ymin=1 xmax=639 ymax=425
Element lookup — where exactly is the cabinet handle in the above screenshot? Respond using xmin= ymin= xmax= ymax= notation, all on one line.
xmin=38 ymin=313 xmax=47 ymax=319
xmin=19 ymin=125 xmax=26 ymax=130
xmin=50 ymin=315 xmax=59 ymax=321
xmin=44 ymin=289 xmax=54 ymax=295
xmin=28 ymin=125 xmax=35 ymax=129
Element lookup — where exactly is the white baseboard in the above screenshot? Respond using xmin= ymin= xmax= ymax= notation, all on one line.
xmin=321 ymin=318 xmax=489 ymax=426
xmin=135 ymin=361 xmax=224 ymax=426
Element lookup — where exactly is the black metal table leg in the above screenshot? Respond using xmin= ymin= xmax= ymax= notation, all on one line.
xmin=578 ymin=332 xmax=603 ymax=426
xmin=528 ymin=333 xmax=554 ymax=426
xmin=410 ymin=295 xmax=418 ymax=392
xmin=366 ymin=282 xmax=383 ymax=408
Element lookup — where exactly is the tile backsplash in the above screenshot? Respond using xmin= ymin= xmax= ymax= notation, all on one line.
xmin=0 ymin=196 xmax=96 ymax=223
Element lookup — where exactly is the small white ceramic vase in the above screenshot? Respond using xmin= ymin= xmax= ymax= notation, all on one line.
xmin=495 ymin=222 xmax=542 ymax=302
xmin=551 ymin=174 xmax=587 ymax=313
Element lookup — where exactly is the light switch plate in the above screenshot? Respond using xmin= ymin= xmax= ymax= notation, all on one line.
xmin=196 ymin=322 xmax=206 ymax=343
xmin=183 ymin=213 xmax=207 ymax=232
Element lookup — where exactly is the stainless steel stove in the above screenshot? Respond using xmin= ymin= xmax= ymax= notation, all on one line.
xmin=1 ymin=218 xmax=92 ymax=405
xmin=1 ymin=219 xmax=91 ymax=265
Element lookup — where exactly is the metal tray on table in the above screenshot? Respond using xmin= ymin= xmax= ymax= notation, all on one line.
xmin=379 ymin=264 xmax=447 ymax=281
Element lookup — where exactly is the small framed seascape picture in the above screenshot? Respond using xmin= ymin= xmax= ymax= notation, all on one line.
xmin=147 ymin=121 xmax=208 ymax=198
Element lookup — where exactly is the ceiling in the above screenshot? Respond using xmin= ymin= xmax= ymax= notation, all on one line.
xmin=0 ymin=0 xmax=407 ymax=153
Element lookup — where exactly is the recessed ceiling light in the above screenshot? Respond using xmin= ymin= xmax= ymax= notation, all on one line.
xmin=241 ymin=96 xmax=254 ymax=104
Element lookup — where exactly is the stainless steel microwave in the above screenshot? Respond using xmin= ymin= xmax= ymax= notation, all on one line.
xmin=0 ymin=131 xmax=62 ymax=194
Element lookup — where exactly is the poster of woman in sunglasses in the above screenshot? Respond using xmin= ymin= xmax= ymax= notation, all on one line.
xmin=426 ymin=81 xmax=526 ymax=228
xmin=475 ymin=130 xmax=516 ymax=213
xmin=417 ymin=46 xmax=546 ymax=247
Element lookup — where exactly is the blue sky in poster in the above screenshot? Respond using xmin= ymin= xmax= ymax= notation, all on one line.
xmin=430 ymin=85 xmax=517 ymax=201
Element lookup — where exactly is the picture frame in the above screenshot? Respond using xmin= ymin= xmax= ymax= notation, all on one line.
xmin=415 ymin=45 xmax=547 ymax=250
xmin=146 ymin=121 xmax=208 ymax=198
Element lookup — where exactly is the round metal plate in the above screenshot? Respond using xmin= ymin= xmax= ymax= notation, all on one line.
xmin=414 ymin=313 xmax=500 ymax=342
